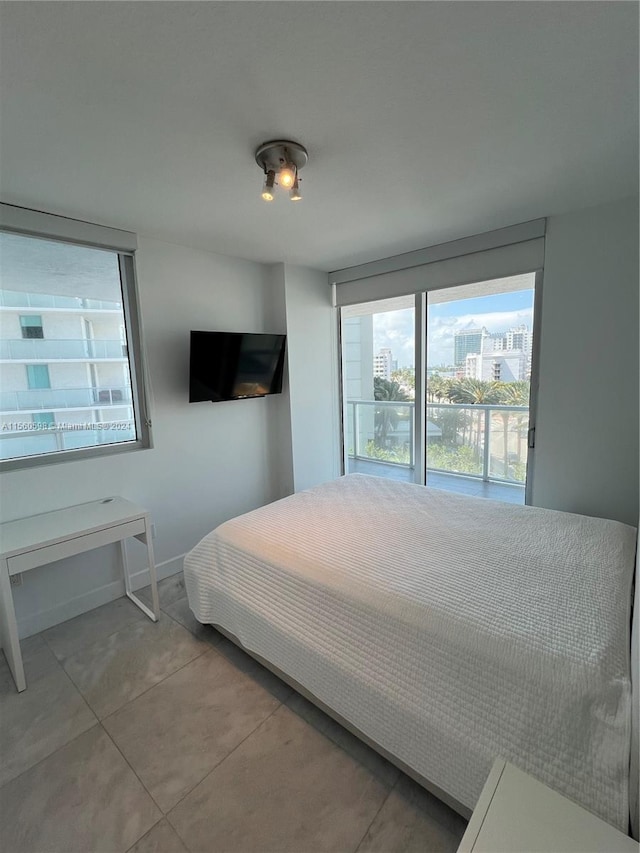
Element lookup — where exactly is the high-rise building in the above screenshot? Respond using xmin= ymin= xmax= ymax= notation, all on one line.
xmin=0 ymin=290 xmax=135 ymax=460
xmin=453 ymin=327 xmax=488 ymax=366
xmin=486 ymin=324 xmax=533 ymax=376
xmin=373 ymin=348 xmax=394 ymax=381
xmin=465 ymin=351 xmax=528 ymax=382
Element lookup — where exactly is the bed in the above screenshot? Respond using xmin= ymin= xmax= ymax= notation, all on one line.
xmin=183 ymin=474 xmax=637 ymax=833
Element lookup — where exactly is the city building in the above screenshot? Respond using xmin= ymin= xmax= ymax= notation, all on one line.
xmin=373 ymin=347 xmax=395 ymax=380
xmin=456 ymin=323 xmax=533 ymax=381
xmin=487 ymin=324 xmax=533 ymax=375
xmin=0 ymin=281 xmax=135 ymax=460
xmin=465 ymin=350 xmax=528 ymax=382
xmin=453 ymin=326 xmax=488 ymax=366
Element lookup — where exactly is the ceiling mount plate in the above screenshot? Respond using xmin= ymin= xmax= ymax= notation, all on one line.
xmin=255 ymin=140 xmax=308 ymax=174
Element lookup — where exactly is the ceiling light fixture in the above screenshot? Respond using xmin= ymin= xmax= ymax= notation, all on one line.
xmin=289 ymin=176 xmax=303 ymax=202
xmin=255 ymin=140 xmax=308 ymax=202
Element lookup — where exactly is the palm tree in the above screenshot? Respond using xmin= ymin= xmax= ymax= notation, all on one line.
xmin=427 ymin=374 xmax=443 ymax=403
xmin=495 ymin=381 xmax=530 ymax=476
xmin=447 ymin=379 xmax=502 ymax=455
xmin=447 ymin=378 xmax=502 ymax=404
xmin=373 ymin=377 xmax=409 ymax=448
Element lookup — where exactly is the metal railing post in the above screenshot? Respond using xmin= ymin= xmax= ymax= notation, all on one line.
xmin=483 ymin=407 xmax=491 ymax=482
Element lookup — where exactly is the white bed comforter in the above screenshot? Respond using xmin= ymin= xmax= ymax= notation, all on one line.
xmin=184 ymin=474 xmax=636 ymax=829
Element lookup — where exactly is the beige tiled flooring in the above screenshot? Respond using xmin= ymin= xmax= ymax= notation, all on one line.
xmin=0 ymin=573 xmax=467 ymax=853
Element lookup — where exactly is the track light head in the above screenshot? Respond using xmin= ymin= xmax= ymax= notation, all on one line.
xmin=261 ymin=170 xmax=276 ymax=202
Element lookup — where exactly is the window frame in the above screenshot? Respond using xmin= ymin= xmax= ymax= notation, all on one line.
xmin=0 ymin=204 xmax=152 ymax=472
xmin=20 ymin=315 xmax=44 ymax=338
xmin=26 ymin=364 xmax=51 ymax=390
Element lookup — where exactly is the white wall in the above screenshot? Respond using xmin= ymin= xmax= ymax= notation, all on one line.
xmin=1 ymin=236 xmax=287 ymax=637
xmin=531 ymin=196 xmax=639 ymax=526
xmin=282 ymin=264 xmax=341 ymax=493
xmin=263 ymin=263 xmax=294 ymax=501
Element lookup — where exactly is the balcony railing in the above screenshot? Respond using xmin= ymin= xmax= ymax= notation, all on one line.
xmin=346 ymin=400 xmax=529 ymax=485
xmin=0 ymin=421 xmax=137 ymax=460
xmin=0 ymin=290 xmax=121 ymax=311
xmin=0 ymin=339 xmax=127 ymax=360
xmin=0 ymin=386 xmax=133 ymax=412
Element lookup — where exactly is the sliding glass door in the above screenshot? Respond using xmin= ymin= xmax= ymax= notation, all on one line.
xmin=425 ymin=274 xmax=536 ymax=503
xmin=340 ymin=273 xmax=539 ymax=504
xmin=342 ymin=296 xmax=415 ymax=481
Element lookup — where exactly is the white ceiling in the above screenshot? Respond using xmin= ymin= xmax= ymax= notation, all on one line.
xmin=0 ymin=2 xmax=637 ymax=271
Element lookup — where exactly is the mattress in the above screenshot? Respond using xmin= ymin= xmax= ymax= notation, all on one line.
xmin=184 ymin=474 xmax=636 ymax=830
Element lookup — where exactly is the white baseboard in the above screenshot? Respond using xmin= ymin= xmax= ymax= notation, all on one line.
xmin=15 ymin=553 xmax=186 ymax=641
xmin=129 ymin=553 xmax=186 ymax=592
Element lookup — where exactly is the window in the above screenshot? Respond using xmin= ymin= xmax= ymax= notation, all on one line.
xmin=340 ymin=274 xmax=539 ymax=505
xmin=0 ymin=204 xmax=150 ymax=469
xmin=33 ymin=412 xmax=55 ymax=427
xmin=26 ymin=364 xmax=50 ymax=389
xmin=20 ymin=315 xmax=43 ymax=338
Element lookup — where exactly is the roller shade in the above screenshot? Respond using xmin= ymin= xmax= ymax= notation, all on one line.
xmin=0 ymin=203 xmax=138 ymax=254
xmin=330 ymin=219 xmax=545 ymax=307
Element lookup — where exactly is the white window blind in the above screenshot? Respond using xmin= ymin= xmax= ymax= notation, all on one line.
xmin=0 ymin=203 xmax=137 ymax=254
xmin=330 ymin=219 xmax=545 ymax=307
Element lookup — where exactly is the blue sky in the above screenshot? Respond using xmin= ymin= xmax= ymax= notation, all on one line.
xmin=373 ymin=289 xmax=535 ymax=368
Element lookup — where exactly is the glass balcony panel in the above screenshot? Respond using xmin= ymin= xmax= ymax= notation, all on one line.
xmin=488 ymin=408 xmax=530 ymax=483
xmin=0 ymin=289 xmax=122 ymax=310
xmin=426 ymin=404 xmax=484 ymax=476
xmin=0 ymin=339 xmax=126 ymax=360
xmin=0 ymin=422 xmax=136 ymax=458
xmin=0 ymin=387 xmax=132 ymax=411
xmin=349 ymin=400 xmax=414 ymax=467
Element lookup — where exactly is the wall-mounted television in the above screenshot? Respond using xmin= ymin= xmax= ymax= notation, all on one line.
xmin=189 ymin=331 xmax=286 ymax=403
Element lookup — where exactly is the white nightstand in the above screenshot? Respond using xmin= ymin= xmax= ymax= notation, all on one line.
xmin=458 ymin=760 xmax=638 ymax=853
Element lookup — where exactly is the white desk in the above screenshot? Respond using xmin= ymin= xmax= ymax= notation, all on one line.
xmin=458 ymin=760 xmax=638 ymax=853
xmin=0 ymin=497 xmax=159 ymax=692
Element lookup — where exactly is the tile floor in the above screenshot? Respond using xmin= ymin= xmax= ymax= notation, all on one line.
xmin=0 ymin=572 xmax=468 ymax=853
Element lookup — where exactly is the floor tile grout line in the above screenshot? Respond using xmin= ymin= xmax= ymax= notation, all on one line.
xmin=42 ymin=611 xmax=152 ymax=665
xmin=284 ymin=695 xmax=399 ymax=789
xmin=352 ymin=776 xmax=399 ymax=853
xmin=0 ymin=642 xmax=245 ymax=824
xmin=88 ymin=642 xmax=212 ymax=724
xmin=0 ymin=714 xmax=101 ymax=795
xmin=51 ymin=600 xmax=211 ymax=722
xmin=0 ymin=657 xmax=101 ymax=794
xmin=39 ymin=572 xmax=185 ymax=664
xmin=100 ymin=722 xmax=167 ymax=825
xmin=165 ymin=701 xmax=284 ymax=820
xmin=124 ymin=815 xmax=166 ymax=853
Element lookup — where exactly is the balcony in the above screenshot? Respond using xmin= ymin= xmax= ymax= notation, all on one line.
xmin=0 ymin=420 xmax=137 ymax=459
xmin=0 ymin=339 xmax=127 ymax=361
xmin=346 ymin=400 xmax=527 ymax=504
xmin=0 ymin=290 xmax=121 ymax=311
xmin=0 ymin=386 xmax=132 ymax=412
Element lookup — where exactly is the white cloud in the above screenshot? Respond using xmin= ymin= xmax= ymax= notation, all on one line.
xmin=371 ymin=306 xmax=534 ymax=367
xmin=373 ymin=309 xmax=415 ymax=367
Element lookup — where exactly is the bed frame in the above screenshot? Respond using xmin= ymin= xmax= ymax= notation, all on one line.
xmin=213 ymin=623 xmax=473 ymax=820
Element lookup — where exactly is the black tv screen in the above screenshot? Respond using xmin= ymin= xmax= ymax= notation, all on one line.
xmin=189 ymin=331 xmax=286 ymax=403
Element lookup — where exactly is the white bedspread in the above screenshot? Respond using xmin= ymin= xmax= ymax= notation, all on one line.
xmin=184 ymin=474 xmax=636 ymax=829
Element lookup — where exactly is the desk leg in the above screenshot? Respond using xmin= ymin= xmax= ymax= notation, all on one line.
xmin=126 ymin=519 xmax=160 ymax=622
xmin=0 ymin=559 xmax=26 ymax=692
